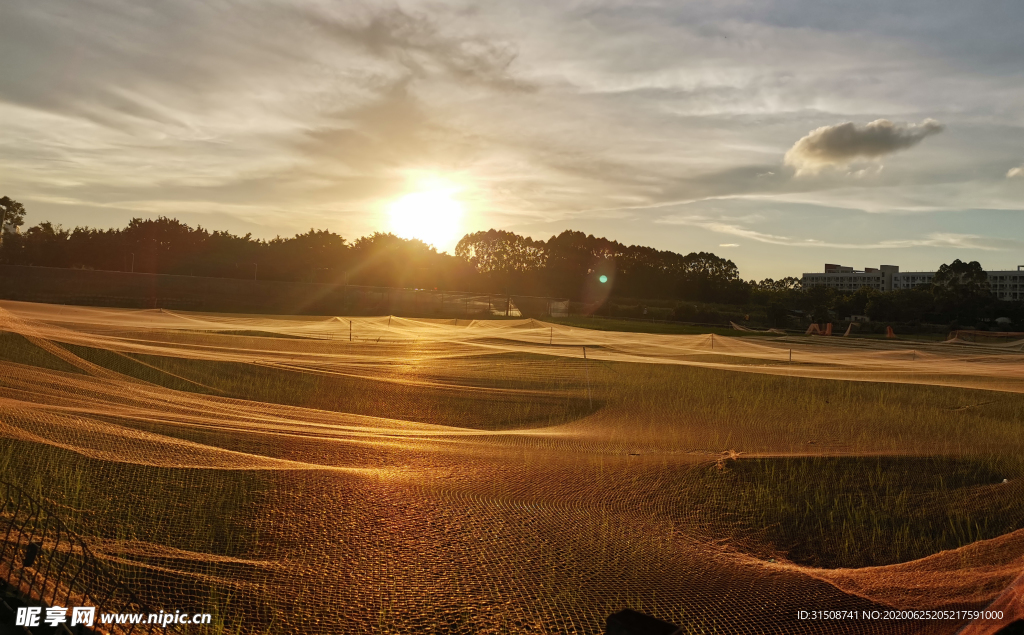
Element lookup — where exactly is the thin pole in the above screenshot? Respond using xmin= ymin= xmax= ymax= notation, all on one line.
xmin=550 ymin=327 xmax=553 ymax=345
xmin=711 ymin=333 xmax=714 ymax=350
xmin=789 ymin=349 xmax=792 ymax=363
xmin=583 ymin=346 xmax=592 ymax=409
xmin=349 ymin=320 xmax=352 ymax=342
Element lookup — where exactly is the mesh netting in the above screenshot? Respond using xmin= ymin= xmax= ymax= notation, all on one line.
xmin=1 ymin=300 xmax=1022 ymax=634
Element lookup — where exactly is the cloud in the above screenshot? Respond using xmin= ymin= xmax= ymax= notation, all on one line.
xmin=658 ymin=214 xmax=1013 ymax=251
xmin=719 ymin=243 xmax=739 ymax=247
xmin=848 ymin=165 xmax=884 ymax=179
xmin=1009 ymin=166 xmax=1024 ymax=179
xmin=2 ymin=0 xmax=1024 ymax=260
xmin=785 ymin=119 xmax=944 ymax=175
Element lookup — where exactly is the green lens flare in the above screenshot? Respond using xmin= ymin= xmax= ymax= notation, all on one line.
xmin=599 ymin=275 xmax=608 ymax=283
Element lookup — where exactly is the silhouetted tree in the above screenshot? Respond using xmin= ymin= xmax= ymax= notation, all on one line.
xmin=0 ymin=197 xmax=26 ymax=245
xmin=0 ymin=217 xmax=754 ymax=305
xmin=456 ymin=229 xmax=546 ymax=294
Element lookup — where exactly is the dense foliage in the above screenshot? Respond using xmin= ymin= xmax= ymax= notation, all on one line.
xmin=455 ymin=229 xmax=748 ymax=302
xmin=0 ymin=210 xmax=747 ymax=302
xmin=752 ymin=262 xmax=1023 ymax=331
xmin=1 ymin=196 xmax=1020 ymax=326
xmin=0 ymin=217 xmax=475 ymax=290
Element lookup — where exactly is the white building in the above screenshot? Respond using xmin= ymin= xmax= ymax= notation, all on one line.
xmin=801 ymin=264 xmax=899 ymax=292
xmin=802 ymin=264 xmax=1024 ymax=300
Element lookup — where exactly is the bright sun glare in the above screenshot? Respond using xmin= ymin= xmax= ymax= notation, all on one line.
xmin=387 ymin=188 xmax=464 ymax=251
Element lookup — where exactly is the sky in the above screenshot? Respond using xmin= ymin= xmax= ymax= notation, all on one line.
xmin=2 ymin=0 xmax=1024 ymax=280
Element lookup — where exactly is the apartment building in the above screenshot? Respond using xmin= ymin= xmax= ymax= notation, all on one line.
xmin=802 ymin=264 xmax=1024 ymax=300
xmin=800 ymin=264 xmax=899 ymax=292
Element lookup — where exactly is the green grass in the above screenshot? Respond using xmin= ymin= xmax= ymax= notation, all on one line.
xmin=547 ymin=316 xmax=780 ymax=337
xmin=549 ymin=316 xmax=959 ymax=342
xmin=0 ymin=331 xmax=85 ymax=374
xmin=185 ymin=329 xmax=315 ymax=340
xmin=701 ymin=455 xmax=1024 ymax=568
xmin=848 ymin=331 xmax=952 ymax=342
xmin=3 ymin=322 xmax=1024 ymax=629
xmin=54 ymin=340 xmax=596 ymax=431
xmin=0 ymin=437 xmax=277 ymax=632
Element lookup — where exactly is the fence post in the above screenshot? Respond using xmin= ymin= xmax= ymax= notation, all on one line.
xmin=583 ymin=346 xmax=592 ymax=408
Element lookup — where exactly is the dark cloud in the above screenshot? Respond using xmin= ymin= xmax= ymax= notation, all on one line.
xmin=785 ymin=119 xmax=944 ymax=174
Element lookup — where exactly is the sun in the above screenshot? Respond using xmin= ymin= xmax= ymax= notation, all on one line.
xmin=387 ymin=188 xmax=464 ymax=251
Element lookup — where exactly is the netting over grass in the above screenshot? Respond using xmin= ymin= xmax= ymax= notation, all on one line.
xmin=1 ymin=300 xmax=1022 ymax=634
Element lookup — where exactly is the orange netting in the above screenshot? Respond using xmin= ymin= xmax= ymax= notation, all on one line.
xmin=1 ymin=300 xmax=1021 ymax=633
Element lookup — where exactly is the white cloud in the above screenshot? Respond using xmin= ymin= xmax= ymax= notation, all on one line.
xmin=1009 ymin=166 xmax=1024 ymax=179
xmin=848 ymin=165 xmax=884 ymax=179
xmin=658 ymin=214 xmax=1011 ymax=251
xmin=719 ymin=243 xmax=739 ymax=247
xmin=785 ymin=119 xmax=943 ymax=175
xmin=1 ymin=0 xmax=1024 ymax=260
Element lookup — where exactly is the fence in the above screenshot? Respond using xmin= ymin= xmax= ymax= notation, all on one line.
xmin=0 ymin=266 xmax=570 ymax=319
xmin=0 ymin=480 xmax=177 ymax=634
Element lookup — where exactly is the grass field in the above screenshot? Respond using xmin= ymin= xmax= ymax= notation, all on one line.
xmin=1 ymin=303 xmax=1022 ymax=633
xmin=548 ymin=315 xmax=778 ymax=336
xmin=550 ymin=314 xmax=959 ymax=341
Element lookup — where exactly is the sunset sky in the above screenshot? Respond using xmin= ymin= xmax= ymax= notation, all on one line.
xmin=2 ymin=1 xmax=1023 ymax=279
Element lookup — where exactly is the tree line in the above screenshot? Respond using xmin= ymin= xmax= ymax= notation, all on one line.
xmin=454 ymin=229 xmax=749 ymax=302
xmin=0 ymin=204 xmax=746 ymax=302
xmin=1 ymin=197 xmax=1018 ymax=328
